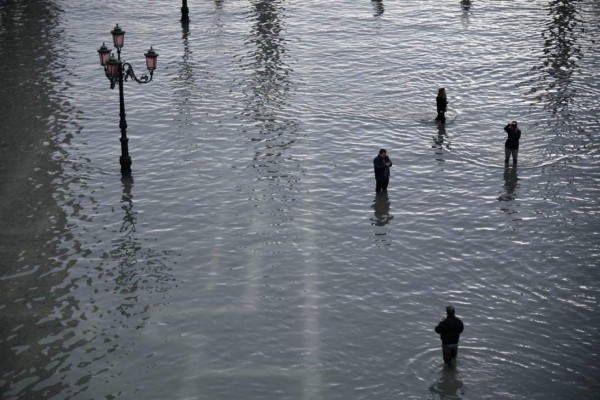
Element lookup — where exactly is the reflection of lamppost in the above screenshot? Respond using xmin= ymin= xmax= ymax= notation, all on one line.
xmin=181 ymin=0 xmax=190 ymax=22
xmin=97 ymin=24 xmax=159 ymax=175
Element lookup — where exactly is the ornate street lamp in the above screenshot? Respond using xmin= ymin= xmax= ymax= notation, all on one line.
xmin=97 ymin=24 xmax=158 ymax=175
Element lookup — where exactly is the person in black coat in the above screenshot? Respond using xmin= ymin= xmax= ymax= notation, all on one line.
xmin=373 ymin=148 xmax=392 ymax=193
xmin=504 ymin=121 xmax=522 ymax=166
xmin=435 ymin=305 xmax=464 ymax=365
xmin=435 ymin=88 xmax=448 ymax=123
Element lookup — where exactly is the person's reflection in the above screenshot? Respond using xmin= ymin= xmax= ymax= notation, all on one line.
xmin=498 ymin=166 xmax=519 ymax=203
xmin=371 ymin=192 xmax=393 ymax=226
xmin=460 ymin=0 xmax=472 ymax=25
xmin=433 ymin=122 xmax=449 ymax=164
xmin=433 ymin=123 xmax=448 ymax=148
xmin=372 ymin=0 xmax=384 ymax=17
xmin=429 ymin=366 xmax=465 ymax=399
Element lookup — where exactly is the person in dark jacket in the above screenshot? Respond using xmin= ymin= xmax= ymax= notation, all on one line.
xmin=435 ymin=305 xmax=464 ymax=365
xmin=504 ymin=121 xmax=522 ymax=166
xmin=435 ymin=88 xmax=448 ymax=123
xmin=373 ymin=149 xmax=392 ymax=193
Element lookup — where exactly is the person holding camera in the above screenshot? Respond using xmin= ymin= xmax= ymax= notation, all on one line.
xmin=504 ymin=121 xmax=522 ymax=166
xmin=373 ymin=148 xmax=392 ymax=193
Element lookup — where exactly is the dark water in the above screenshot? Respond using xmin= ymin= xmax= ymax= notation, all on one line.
xmin=1 ymin=0 xmax=599 ymax=399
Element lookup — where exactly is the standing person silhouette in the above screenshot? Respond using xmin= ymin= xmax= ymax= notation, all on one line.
xmin=373 ymin=149 xmax=392 ymax=193
xmin=372 ymin=0 xmax=384 ymax=16
xmin=435 ymin=88 xmax=448 ymax=123
xmin=504 ymin=121 xmax=522 ymax=166
xmin=435 ymin=305 xmax=464 ymax=365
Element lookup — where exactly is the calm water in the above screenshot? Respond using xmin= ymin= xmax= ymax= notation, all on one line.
xmin=1 ymin=0 xmax=599 ymax=399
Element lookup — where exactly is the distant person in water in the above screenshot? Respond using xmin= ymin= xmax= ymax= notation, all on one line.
xmin=372 ymin=0 xmax=384 ymax=16
xmin=504 ymin=121 xmax=521 ymax=166
xmin=373 ymin=148 xmax=392 ymax=193
xmin=435 ymin=88 xmax=448 ymax=123
xmin=435 ymin=305 xmax=464 ymax=365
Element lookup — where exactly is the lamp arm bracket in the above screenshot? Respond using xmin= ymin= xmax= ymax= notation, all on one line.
xmin=123 ymin=62 xmax=153 ymax=84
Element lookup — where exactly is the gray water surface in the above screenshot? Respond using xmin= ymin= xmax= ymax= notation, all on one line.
xmin=1 ymin=0 xmax=599 ymax=399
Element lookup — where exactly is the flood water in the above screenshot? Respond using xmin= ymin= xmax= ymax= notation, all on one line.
xmin=1 ymin=0 xmax=599 ymax=399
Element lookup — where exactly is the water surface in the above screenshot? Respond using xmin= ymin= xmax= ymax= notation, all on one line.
xmin=1 ymin=0 xmax=599 ymax=399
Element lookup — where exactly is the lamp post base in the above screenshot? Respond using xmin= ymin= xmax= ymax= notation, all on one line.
xmin=120 ymin=156 xmax=132 ymax=175
xmin=181 ymin=7 xmax=190 ymax=22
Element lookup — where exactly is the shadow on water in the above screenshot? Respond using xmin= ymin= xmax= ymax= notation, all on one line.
xmin=429 ymin=366 xmax=465 ymax=399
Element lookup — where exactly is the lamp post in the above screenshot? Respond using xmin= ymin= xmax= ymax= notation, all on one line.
xmin=181 ymin=0 xmax=190 ymax=22
xmin=97 ymin=24 xmax=158 ymax=175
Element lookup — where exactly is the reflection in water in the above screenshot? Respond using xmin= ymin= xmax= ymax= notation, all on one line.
xmin=371 ymin=192 xmax=393 ymax=226
xmin=243 ymin=0 xmax=299 ymax=188
xmin=213 ymin=0 xmax=225 ymax=33
xmin=429 ymin=367 xmax=465 ymax=399
xmin=433 ymin=123 xmax=450 ymax=167
xmin=244 ymin=0 xmax=291 ymax=123
xmin=1 ymin=177 xmax=176 ymax=398
xmin=498 ymin=166 xmax=519 ymax=212
xmin=372 ymin=0 xmax=384 ymax=17
xmin=371 ymin=192 xmax=393 ymax=248
xmin=529 ymin=0 xmax=585 ymax=116
xmin=173 ymin=20 xmax=196 ymax=127
xmin=119 ymin=176 xmax=136 ymax=235
xmin=112 ymin=176 xmax=144 ymax=319
xmin=111 ymin=177 xmax=174 ymax=306
xmin=460 ymin=0 xmax=472 ymax=25
xmin=433 ymin=122 xmax=449 ymax=158
xmin=113 ymin=176 xmax=141 ymax=311
xmin=46 ymin=180 xmax=174 ymax=397
xmin=0 ymin=1 xmax=72 ymax=398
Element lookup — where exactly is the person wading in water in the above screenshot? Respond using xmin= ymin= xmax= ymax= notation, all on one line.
xmin=503 ymin=120 xmax=522 ymax=166
xmin=435 ymin=88 xmax=448 ymax=123
xmin=373 ymin=148 xmax=392 ymax=193
xmin=435 ymin=305 xmax=464 ymax=365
